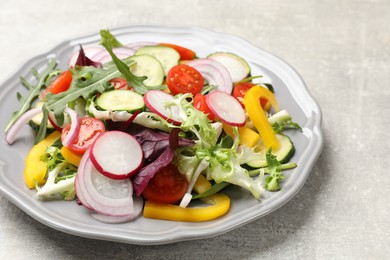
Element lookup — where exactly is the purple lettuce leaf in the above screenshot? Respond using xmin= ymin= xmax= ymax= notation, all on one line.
xmin=75 ymin=45 xmax=102 ymax=68
xmin=132 ymin=128 xmax=193 ymax=196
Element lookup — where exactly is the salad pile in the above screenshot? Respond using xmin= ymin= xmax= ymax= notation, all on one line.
xmin=5 ymin=30 xmax=301 ymax=223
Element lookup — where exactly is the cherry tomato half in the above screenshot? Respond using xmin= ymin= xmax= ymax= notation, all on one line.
xmin=233 ymin=82 xmax=269 ymax=109
xmin=61 ymin=117 xmax=105 ymax=154
xmin=193 ymin=93 xmax=216 ymax=121
xmin=109 ymin=78 xmax=132 ymax=90
xmin=42 ymin=70 xmax=72 ymax=98
xmin=166 ymin=64 xmax=204 ymax=95
xmin=142 ymin=164 xmax=188 ymax=204
xmin=159 ymin=43 xmax=196 ymax=60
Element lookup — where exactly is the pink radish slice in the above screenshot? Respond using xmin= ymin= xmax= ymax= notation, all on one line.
xmin=77 ymin=153 xmax=135 ymax=216
xmin=125 ymin=41 xmax=157 ymax=50
xmin=5 ymin=108 xmax=41 ymax=144
xmin=90 ymin=131 xmax=144 ymax=179
xmin=61 ymin=107 xmax=80 ymax=147
xmin=143 ymin=90 xmax=182 ymax=125
xmin=206 ymin=91 xmax=246 ymax=127
xmin=91 ymin=47 xmax=135 ymax=64
xmin=68 ymin=46 xmax=104 ymax=68
xmin=91 ymin=196 xmax=143 ymax=224
xmin=186 ymin=58 xmax=233 ymax=94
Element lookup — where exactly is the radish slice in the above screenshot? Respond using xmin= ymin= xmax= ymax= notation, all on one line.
xmin=5 ymin=108 xmax=41 ymax=144
xmin=91 ymin=196 xmax=143 ymax=223
xmin=91 ymin=47 xmax=135 ymax=64
xmin=126 ymin=41 xmax=157 ymax=50
xmin=90 ymin=131 xmax=144 ymax=179
xmin=186 ymin=58 xmax=233 ymax=94
xmin=206 ymin=91 xmax=246 ymax=127
xmin=143 ymin=90 xmax=182 ymax=125
xmin=77 ymin=152 xmax=135 ymax=216
xmin=61 ymin=107 xmax=80 ymax=147
xmin=68 ymin=46 xmax=104 ymax=68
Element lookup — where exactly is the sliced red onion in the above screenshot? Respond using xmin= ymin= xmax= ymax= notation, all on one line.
xmin=179 ymin=193 xmax=193 ymax=208
xmin=77 ymin=153 xmax=135 ymax=217
xmin=91 ymin=47 xmax=135 ymax=64
xmin=125 ymin=41 xmax=157 ymax=51
xmin=186 ymin=58 xmax=233 ymax=94
xmin=179 ymin=159 xmax=209 ymax=208
xmin=74 ymin=152 xmax=93 ymax=210
xmin=47 ymin=111 xmax=66 ymax=132
xmin=6 ymin=108 xmax=41 ymax=144
xmin=68 ymin=46 xmax=104 ymax=68
xmin=62 ymin=107 xmax=80 ymax=147
xmin=91 ymin=196 xmax=143 ymax=223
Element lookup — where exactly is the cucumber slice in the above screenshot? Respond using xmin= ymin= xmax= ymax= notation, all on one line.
xmin=128 ymin=55 xmax=164 ymax=87
xmin=96 ymin=90 xmax=144 ymax=112
xmin=246 ymin=134 xmax=295 ymax=168
xmin=135 ymin=46 xmax=180 ymax=75
xmin=208 ymin=52 xmax=250 ymax=82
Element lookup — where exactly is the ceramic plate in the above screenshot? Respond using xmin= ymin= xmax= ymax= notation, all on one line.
xmin=0 ymin=25 xmax=323 ymax=245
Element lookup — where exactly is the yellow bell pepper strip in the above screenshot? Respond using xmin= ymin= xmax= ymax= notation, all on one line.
xmin=222 ymin=123 xmax=260 ymax=148
xmin=60 ymin=146 xmax=82 ymax=166
xmin=143 ymin=174 xmax=230 ymax=222
xmin=24 ymin=131 xmax=61 ymax=189
xmin=244 ymin=86 xmax=280 ymax=151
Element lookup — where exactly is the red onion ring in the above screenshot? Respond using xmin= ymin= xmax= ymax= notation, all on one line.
xmin=91 ymin=47 xmax=135 ymax=64
xmin=186 ymin=58 xmax=233 ymax=94
xmin=61 ymin=107 xmax=80 ymax=147
xmin=91 ymin=196 xmax=143 ymax=223
xmin=6 ymin=108 xmax=41 ymax=144
xmin=79 ymin=154 xmax=135 ymax=216
xmin=125 ymin=41 xmax=157 ymax=50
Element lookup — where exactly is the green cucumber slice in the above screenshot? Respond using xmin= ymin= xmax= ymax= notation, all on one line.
xmin=96 ymin=90 xmax=144 ymax=112
xmin=135 ymin=46 xmax=180 ymax=75
xmin=128 ymin=55 xmax=164 ymax=87
xmin=207 ymin=52 xmax=250 ymax=82
xmin=246 ymin=134 xmax=295 ymax=168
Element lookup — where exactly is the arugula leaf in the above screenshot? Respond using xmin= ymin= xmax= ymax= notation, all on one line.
xmin=99 ymin=29 xmax=124 ymax=48
xmin=5 ymin=58 xmax=57 ymax=132
xmin=34 ymin=104 xmax=49 ymax=144
xmin=100 ymin=29 xmax=152 ymax=94
xmin=272 ymin=120 xmax=302 ymax=134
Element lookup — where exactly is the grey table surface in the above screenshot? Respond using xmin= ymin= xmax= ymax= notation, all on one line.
xmin=0 ymin=0 xmax=389 ymax=259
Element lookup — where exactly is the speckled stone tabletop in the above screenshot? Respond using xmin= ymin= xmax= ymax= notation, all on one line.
xmin=0 ymin=0 xmax=389 ymax=259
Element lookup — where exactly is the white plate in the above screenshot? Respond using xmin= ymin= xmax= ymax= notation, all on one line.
xmin=0 ymin=25 xmax=323 ymax=245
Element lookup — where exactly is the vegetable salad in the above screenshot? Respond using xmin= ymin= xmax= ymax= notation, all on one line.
xmin=4 ymin=30 xmax=301 ymax=223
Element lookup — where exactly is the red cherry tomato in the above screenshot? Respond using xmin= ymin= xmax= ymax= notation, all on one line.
xmin=233 ymin=82 xmax=269 ymax=109
xmin=42 ymin=70 xmax=72 ymax=98
xmin=166 ymin=64 xmax=204 ymax=95
xmin=61 ymin=117 xmax=105 ymax=154
xmin=109 ymin=78 xmax=132 ymax=90
xmin=142 ymin=164 xmax=188 ymax=204
xmin=193 ymin=93 xmax=216 ymax=121
xmin=159 ymin=43 xmax=196 ymax=60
